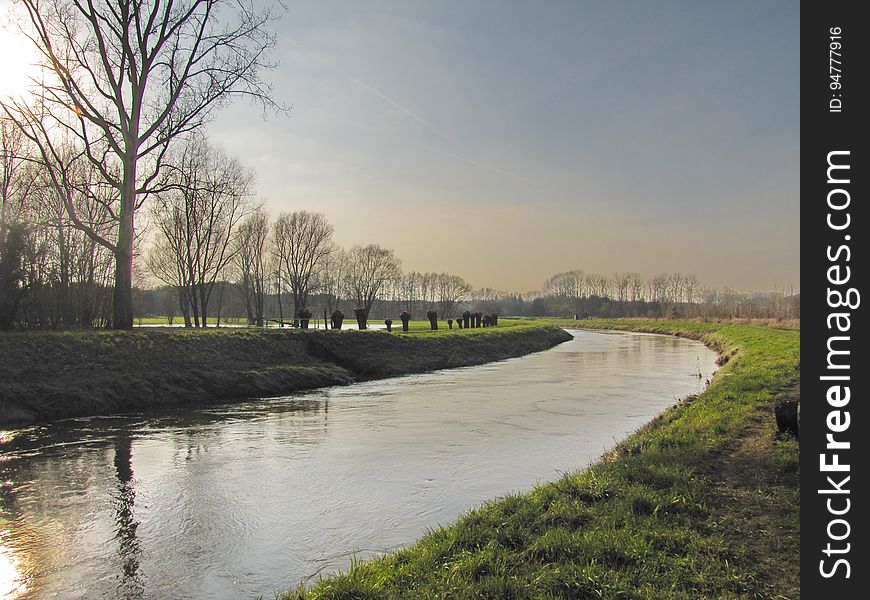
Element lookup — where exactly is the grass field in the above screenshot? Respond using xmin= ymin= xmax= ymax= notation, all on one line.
xmin=285 ymin=319 xmax=800 ymax=599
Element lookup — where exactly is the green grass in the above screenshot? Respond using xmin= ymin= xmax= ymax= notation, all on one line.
xmin=134 ymin=315 xmax=250 ymax=326
xmin=285 ymin=319 xmax=800 ymax=599
xmin=393 ymin=318 xmax=541 ymax=336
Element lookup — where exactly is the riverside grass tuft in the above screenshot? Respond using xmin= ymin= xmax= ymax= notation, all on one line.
xmin=285 ymin=319 xmax=800 ymax=600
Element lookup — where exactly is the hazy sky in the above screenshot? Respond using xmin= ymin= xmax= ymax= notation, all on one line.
xmin=5 ymin=0 xmax=801 ymax=293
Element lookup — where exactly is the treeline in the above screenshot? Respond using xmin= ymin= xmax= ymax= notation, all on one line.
xmin=147 ymin=201 xmax=479 ymax=326
xmin=1 ymin=113 xmax=482 ymax=329
xmin=2 ymin=117 xmax=798 ymax=330
xmin=1 ymin=119 xmax=117 ymax=329
xmin=524 ymin=270 xmax=799 ymax=320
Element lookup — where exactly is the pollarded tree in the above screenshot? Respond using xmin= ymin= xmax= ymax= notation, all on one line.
xmin=345 ymin=244 xmax=401 ymax=325
xmin=271 ymin=211 xmax=334 ymax=325
xmin=3 ymin=0 xmax=282 ymax=328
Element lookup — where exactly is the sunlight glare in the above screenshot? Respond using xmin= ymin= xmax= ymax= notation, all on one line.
xmin=0 ymin=10 xmax=38 ymax=100
xmin=0 ymin=542 xmax=28 ymax=599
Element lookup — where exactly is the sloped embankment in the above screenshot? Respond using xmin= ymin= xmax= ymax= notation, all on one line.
xmin=0 ymin=324 xmax=571 ymax=426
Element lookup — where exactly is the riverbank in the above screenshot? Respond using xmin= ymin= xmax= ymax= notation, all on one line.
xmin=287 ymin=320 xmax=800 ymax=599
xmin=0 ymin=323 xmax=571 ymax=427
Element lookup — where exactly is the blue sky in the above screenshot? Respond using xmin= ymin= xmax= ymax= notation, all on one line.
xmin=208 ymin=1 xmax=799 ymax=292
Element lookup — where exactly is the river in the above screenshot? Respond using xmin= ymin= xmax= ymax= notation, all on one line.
xmin=0 ymin=329 xmax=718 ymax=599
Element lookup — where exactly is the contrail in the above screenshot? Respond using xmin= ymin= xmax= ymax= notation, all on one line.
xmin=281 ymin=34 xmax=533 ymax=185
xmin=281 ymin=35 xmax=460 ymax=146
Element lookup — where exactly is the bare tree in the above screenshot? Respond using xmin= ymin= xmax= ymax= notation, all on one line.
xmin=1 ymin=117 xmax=36 ymax=235
xmin=2 ymin=135 xmax=117 ymax=327
xmin=436 ymin=273 xmax=471 ymax=318
xmin=271 ymin=211 xmax=334 ymax=324
xmin=147 ymin=136 xmax=254 ymax=327
xmin=233 ymin=207 xmax=269 ymax=325
xmin=3 ymin=0 xmax=282 ymax=328
xmin=626 ymin=272 xmax=644 ymax=303
xmin=43 ymin=155 xmax=118 ymax=326
xmin=317 ymin=244 xmax=346 ymax=316
xmin=147 ymin=232 xmax=191 ymax=324
xmin=684 ymin=273 xmax=700 ymax=306
xmin=398 ymin=271 xmax=419 ymax=315
xmin=345 ymin=244 xmax=401 ymax=327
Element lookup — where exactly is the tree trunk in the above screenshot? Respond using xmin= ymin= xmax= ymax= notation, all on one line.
xmin=179 ymin=286 xmax=192 ymax=327
xmin=215 ymin=282 xmax=225 ymax=327
xmin=243 ymin=276 xmax=255 ymax=325
xmin=292 ymin=290 xmax=301 ymax=327
xmin=190 ymin=286 xmax=201 ymax=327
xmin=200 ymin=284 xmax=210 ymax=328
xmin=112 ymin=155 xmax=136 ymax=329
xmin=276 ymin=274 xmax=284 ymax=327
xmin=112 ymin=247 xmax=133 ymax=329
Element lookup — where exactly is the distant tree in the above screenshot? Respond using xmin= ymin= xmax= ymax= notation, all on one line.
xmin=1 ymin=119 xmax=31 ymax=328
xmin=1 ymin=117 xmax=36 ymax=236
xmin=3 ymin=0 xmax=282 ymax=328
xmin=436 ymin=273 xmax=472 ymax=318
xmin=147 ymin=137 xmax=255 ymax=327
xmin=398 ymin=271 xmax=419 ymax=315
xmin=626 ymin=272 xmax=644 ymax=303
xmin=345 ymin=244 xmax=401 ymax=321
xmin=234 ymin=208 xmax=270 ymax=326
xmin=0 ymin=222 xmax=28 ymax=329
xmin=613 ymin=273 xmax=629 ymax=303
xmin=156 ymin=286 xmax=178 ymax=326
xmin=271 ymin=211 xmax=334 ymax=325
xmin=683 ymin=273 xmax=700 ymax=306
xmin=414 ymin=272 xmax=435 ymax=312
xmin=317 ymin=245 xmax=347 ymax=315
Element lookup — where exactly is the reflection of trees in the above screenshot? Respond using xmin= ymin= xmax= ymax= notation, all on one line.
xmin=113 ymin=434 xmax=144 ymax=598
xmin=0 ymin=397 xmax=334 ymax=597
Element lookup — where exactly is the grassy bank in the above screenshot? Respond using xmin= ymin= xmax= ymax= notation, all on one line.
xmin=286 ymin=319 xmax=800 ymax=599
xmin=0 ymin=322 xmax=571 ymax=426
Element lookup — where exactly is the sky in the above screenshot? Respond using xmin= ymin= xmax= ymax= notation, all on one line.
xmin=3 ymin=1 xmax=800 ymax=293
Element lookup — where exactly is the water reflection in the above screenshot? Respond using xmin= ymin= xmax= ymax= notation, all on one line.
xmin=0 ymin=539 xmax=27 ymax=599
xmin=113 ymin=434 xmax=143 ymax=598
xmin=1 ymin=437 xmax=28 ymax=599
xmin=2 ymin=330 xmax=717 ymax=599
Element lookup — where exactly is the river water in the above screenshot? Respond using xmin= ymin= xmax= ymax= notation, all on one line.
xmin=0 ymin=329 xmax=718 ymax=599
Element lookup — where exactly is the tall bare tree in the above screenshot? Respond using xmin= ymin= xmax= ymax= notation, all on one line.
xmin=345 ymin=244 xmax=401 ymax=325
xmin=271 ymin=211 xmax=333 ymax=323
xmin=436 ymin=273 xmax=471 ymax=318
xmin=233 ymin=207 xmax=269 ymax=326
xmin=3 ymin=0 xmax=282 ymax=328
xmin=147 ymin=136 xmax=254 ymax=327
xmin=316 ymin=244 xmax=346 ymax=316
xmin=1 ymin=117 xmax=35 ymax=235
xmin=398 ymin=271 xmax=418 ymax=315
